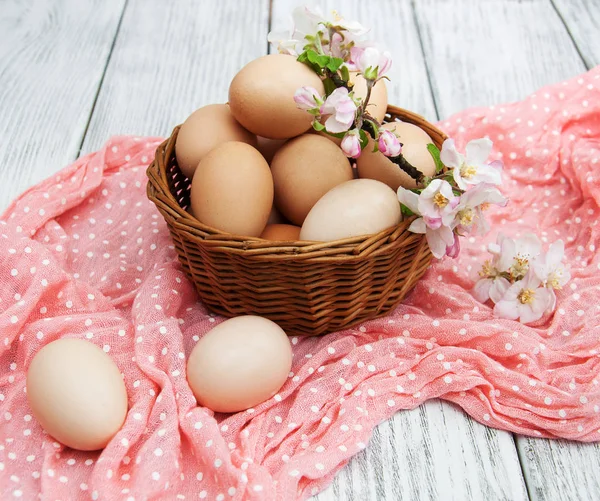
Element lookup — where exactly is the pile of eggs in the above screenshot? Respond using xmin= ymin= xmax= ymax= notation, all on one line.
xmin=177 ymin=53 xmax=437 ymax=241
xmin=24 ymin=54 xmax=438 ymax=452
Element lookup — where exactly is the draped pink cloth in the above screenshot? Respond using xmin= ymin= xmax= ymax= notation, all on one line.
xmin=1 ymin=68 xmax=599 ymax=501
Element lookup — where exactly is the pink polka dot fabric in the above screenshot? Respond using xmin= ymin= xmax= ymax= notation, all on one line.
xmin=2 ymin=68 xmax=600 ymax=501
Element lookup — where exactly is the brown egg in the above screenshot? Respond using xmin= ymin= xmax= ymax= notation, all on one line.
xmin=271 ymin=134 xmax=353 ymax=226
xmin=229 ymin=54 xmax=325 ymax=139
xmin=256 ymin=136 xmax=287 ymax=164
xmin=26 ymin=339 xmax=128 ymax=451
xmin=300 ymin=179 xmax=401 ymax=241
xmin=190 ymin=142 xmax=273 ymax=237
xmin=175 ymin=104 xmax=257 ymax=179
xmin=351 ymin=72 xmax=388 ymax=122
xmin=356 ymin=121 xmax=436 ymax=190
xmin=260 ymin=224 xmax=301 ymax=241
xmin=187 ymin=316 xmax=292 ymax=413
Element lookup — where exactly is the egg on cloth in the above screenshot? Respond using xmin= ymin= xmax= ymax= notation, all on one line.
xmin=300 ymin=179 xmax=401 ymax=241
xmin=228 ymin=54 xmax=325 ymax=139
xmin=260 ymin=223 xmax=301 ymax=241
xmin=190 ymin=141 xmax=273 ymax=237
xmin=356 ymin=121 xmax=436 ymax=190
xmin=26 ymin=338 xmax=128 ymax=451
xmin=186 ymin=316 xmax=292 ymax=413
xmin=271 ymin=134 xmax=353 ymax=226
xmin=175 ymin=103 xmax=257 ymax=179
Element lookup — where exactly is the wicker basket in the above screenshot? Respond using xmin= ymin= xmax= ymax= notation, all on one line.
xmin=146 ymin=105 xmax=446 ymax=336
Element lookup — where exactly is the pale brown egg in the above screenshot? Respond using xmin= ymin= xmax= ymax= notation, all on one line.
xmin=300 ymin=179 xmax=401 ymax=241
xmin=256 ymin=136 xmax=287 ymax=164
xmin=229 ymin=54 xmax=325 ymax=139
xmin=356 ymin=121 xmax=436 ymax=190
xmin=175 ymin=104 xmax=257 ymax=179
xmin=260 ymin=224 xmax=301 ymax=241
xmin=26 ymin=339 xmax=128 ymax=451
xmin=351 ymin=72 xmax=388 ymax=122
xmin=271 ymin=134 xmax=353 ymax=226
xmin=190 ymin=142 xmax=273 ymax=237
xmin=187 ymin=316 xmax=292 ymax=413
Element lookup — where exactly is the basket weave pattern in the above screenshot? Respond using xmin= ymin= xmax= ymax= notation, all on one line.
xmin=147 ymin=106 xmax=447 ymax=336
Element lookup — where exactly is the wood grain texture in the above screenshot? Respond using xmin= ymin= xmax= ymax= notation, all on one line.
xmin=0 ymin=0 xmax=125 ymax=211
xmin=415 ymin=1 xmax=600 ymax=500
xmin=315 ymin=401 xmax=528 ymax=501
xmin=79 ymin=0 xmax=270 ymax=154
xmin=517 ymin=438 xmax=600 ymax=501
xmin=271 ymin=0 xmax=437 ymax=121
xmin=552 ymin=0 xmax=600 ymax=68
xmin=414 ymin=0 xmax=586 ymax=118
xmin=271 ymin=2 xmax=526 ymax=500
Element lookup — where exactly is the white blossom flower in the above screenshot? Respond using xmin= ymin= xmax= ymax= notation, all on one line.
xmin=416 ymin=179 xmax=459 ymax=229
xmin=350 ymin=45 xmax=392 ymax=80
xmin=378 ymin=130 xmax=401 ymax=157
xmin=440 ymin=138 xmax=503 ymax=190
xmin=397 ymin=188 xmax=456 ymax=259
xmin=319 ymin=87 xmax=357 ymax=133
xmin=496 ymin=233 xmax=542 ymax=279
xmin=454 ymin=184 xmax=508 ymax=235
xmin=494 ymin=272 xmax=553 ymax=323
xmin=533 ymin=239 xmax=570 ymax=311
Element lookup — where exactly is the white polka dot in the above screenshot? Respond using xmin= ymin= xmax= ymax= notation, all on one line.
xmin=444 ymin=376 xmax=452 ymax=384
xmin=580 ymin=396 xmax=588 ymax=404
xmin=544 ymin=396 xmax=553 ymax=405
xmin=154 ymin=448 xmax=163 ymax=456
xmin=505 ymin=343 xmax=512 ymax=351
xmin=483 ymin=413 xmax=490 ymax=421
xmin=152 ymin=472 xmax=160 ymax=480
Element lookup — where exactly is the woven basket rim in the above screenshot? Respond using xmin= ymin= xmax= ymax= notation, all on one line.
xmin=146 ymin=104 xmax=447 ymax=257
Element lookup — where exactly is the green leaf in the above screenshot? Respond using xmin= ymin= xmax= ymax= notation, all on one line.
xmin=326 ymin=57 xmax=344 ymax=72
xmin=400 ymin=204 xmax=415 ymax=217
xmin=312 ymin=121 xmax=326 ymax=132
xmin=323 ymin=77 xmax=337 ymax=96
xmin=306 ymin=50 xmax=330 ymax=68
xmin=297 ymin=52 xmax=308 ymax=63
xmin=339 ymin=64 xmax=350 ymax=83
xmin=372 ymin=143 xmax=379 ymax=153
xmin=427 ymin=143 xmax=445 ymax=174
xmin=358 ymin=129 xmax=369 ymax=149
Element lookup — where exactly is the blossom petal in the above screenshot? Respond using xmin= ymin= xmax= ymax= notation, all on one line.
xmin=440 ymin=138 xmax=462 ymax=168
xmin=518 ymin=304 xmax=544 ymax=324
xmin=324 ymin=115 xmax=351 ymax=133
xmin=489 ymin=277 xmax=511 ymax=303
xmin=466 ymin=138 xmax=493 ymax=165
xmin=473 ymin=278 xmax=493 ymax=303
xmin=494 ymin=299 xmax=520 ymax=320
xmin=516 ymin=233 xmax=542 ymax=258
xmin=408 ymin=218 xmax=426 ymax=234
xmin=397 ymin=188 xmax=420 ymax=213
xmin=546 ymin=240 xmax=565 ymax=268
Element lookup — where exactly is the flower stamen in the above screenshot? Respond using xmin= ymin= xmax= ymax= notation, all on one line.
xmin=517 ymin=288 xmax=535 ymax=304
xmin=458 ymin=208 xmax=474 ymax=226
xmin=433 ymin=192 xmax=449 ymax=208
xmin=460 ymin=164 xmax=478 ymax=179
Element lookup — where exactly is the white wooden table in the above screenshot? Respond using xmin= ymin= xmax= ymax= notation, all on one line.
xmin=2 ymin=0 xmax=600 ymax=499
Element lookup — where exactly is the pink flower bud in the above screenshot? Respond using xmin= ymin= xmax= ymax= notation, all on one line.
xmin=294 ymin=87 xmax=322 ymax=111
xmin=378 ymin=130 xmax=401 ymax=157
xmin=341 ymin=130 xmax=362 ymax=159
xmin=350 ymin=46 xmax=392 ymax=79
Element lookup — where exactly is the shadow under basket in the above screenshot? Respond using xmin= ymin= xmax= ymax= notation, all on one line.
xmin=146 ymin=105 xmax=446 ymax=336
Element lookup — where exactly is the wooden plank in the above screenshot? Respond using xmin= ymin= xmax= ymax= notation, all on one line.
xmin=272 ymin=2 xmax=527 ymax=500
xmin=414 ymin=0 xmax=585 ymax=118
xmin=552 ymin=0 xmax=600 ymax=68
xmin=415 ymin=1 xmax=600 ymax=500
xmin=315 ymin=401 xmax=528 ymax=501
xmin=79 ymin=0 xmax=271 ymax=154
xmin=517 ymin=438 xmax=600 ymax=501
xmin=0 ymin=0 xmax=126 ymax=211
